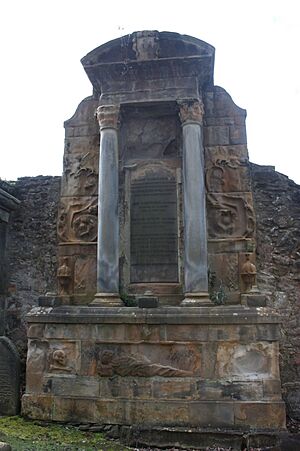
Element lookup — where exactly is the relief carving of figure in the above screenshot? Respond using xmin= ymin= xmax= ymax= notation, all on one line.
xmin=49 ymin=349 xmax=72 ymax=373
xmin=97 ymin=350 xmax=192 ymax=377
xmin=241 ymin=253 xmax=257 ymax=292
xmin=57 ymin=257 xmax=72 ymax=295
xmin=72 ymin=152 xmax=98 ymax=193
xmin=132 ymin=31 xmax=159 ymax=60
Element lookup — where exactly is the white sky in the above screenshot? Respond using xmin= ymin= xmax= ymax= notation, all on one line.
xmin=1 ymin=0 xmax=299 ymax=184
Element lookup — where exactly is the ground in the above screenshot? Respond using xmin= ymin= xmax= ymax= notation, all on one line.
xmin=1 ymin=416 xmax=300 ymax=450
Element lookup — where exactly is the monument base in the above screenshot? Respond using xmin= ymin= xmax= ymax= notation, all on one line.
xmin=23 ymin=306 xmax=285 ymax=432
xmin=90 ymin=292 xmax=123 ymax=307
xmin=181 ymin=292 xmax=212 ymax=306
xmin=111 ymin=425 xmax=288 ymax=450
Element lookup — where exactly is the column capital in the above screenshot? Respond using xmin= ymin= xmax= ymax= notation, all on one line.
xmin=96 ymin=104 xmax=120 ymax=130
xmin=178 ymin=99 xmax=204 ymax=126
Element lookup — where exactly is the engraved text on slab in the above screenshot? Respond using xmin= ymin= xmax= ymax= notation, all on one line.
xmin=130 ymin=173 xmax=178 ymax=283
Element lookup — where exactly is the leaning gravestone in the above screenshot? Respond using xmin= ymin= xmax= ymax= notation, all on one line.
xmin=0 ymin=337 xmax=20 ymax=415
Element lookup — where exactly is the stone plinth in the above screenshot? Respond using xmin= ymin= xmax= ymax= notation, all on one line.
xmin=23 ymin=306 xmax=285 ymax=431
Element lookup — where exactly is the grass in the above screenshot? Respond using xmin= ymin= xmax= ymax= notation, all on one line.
xmin=0 ymin=416 xmax=131 ymax=451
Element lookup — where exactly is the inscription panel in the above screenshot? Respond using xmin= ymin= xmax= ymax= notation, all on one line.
xmin=130 ymin=173 xmax=178 ymax=282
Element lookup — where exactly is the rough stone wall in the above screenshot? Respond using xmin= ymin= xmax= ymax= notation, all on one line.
xmin=5 ymin=176 xmax=60 ymax=366
xmin=251 ymin=163 xmax=300 ymax=419
xmin=2 ymin=168 xmax=300 ymax=419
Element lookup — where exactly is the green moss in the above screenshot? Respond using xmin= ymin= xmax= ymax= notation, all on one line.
xmin=0 ymin=416 xmax=131 ymax=450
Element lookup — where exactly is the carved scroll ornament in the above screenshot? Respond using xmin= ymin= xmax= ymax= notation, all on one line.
xmin=205 ymin=156 xmax=249 ymax=193
xmin=63 ymin=152 xmax=98 ymax=196
xmin=207 ymin=193 xmax=255 ymax=239
xmin=58 ymin=197 xmax=98 ymax=243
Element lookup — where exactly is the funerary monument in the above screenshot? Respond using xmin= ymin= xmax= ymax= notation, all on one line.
xmin=23 ymin=31 xmax=286 ymax=440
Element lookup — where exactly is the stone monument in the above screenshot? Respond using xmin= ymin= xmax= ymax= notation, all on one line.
xmin=23 ymin=32 xmax=285 ymax=441
xmin=0 ymin=183 xmax=21 ymax=415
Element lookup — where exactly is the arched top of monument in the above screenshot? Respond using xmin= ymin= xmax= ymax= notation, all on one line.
xmin=81 ymin=31 xmax=215 ymax=96
xmin=81 ymin=31 xmax=215 ymax=66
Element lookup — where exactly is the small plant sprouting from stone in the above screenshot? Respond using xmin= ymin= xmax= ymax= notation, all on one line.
xmin=120 ymin=291 xmax=137 ymax=307
xmin=208 ymin=270 xmax=227 ymax=305
xmin=211 ymin=283 xmax=226 ymax=305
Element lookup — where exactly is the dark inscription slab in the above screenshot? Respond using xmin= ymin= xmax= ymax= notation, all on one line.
xmin=0 ymin=336 xmax=20 ymax=415
xmin=130 ymin=174 xmax=178 ymax=283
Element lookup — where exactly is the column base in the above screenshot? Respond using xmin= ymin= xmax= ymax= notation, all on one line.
xmin=90 ymin=292 xmax=123 ymax=307
xmin=181 ymin=292 xmax=212 ymax=307
xmin=241 ymin=287 xmax=266 ymax=307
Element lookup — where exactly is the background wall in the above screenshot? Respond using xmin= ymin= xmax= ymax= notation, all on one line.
xmin=251 ymin=163 xmax=300 ymax=420
xmin=2 ymin=167 xmax=300 ymax=418
xmin=4 ymin=176 xmax=60 ymax=382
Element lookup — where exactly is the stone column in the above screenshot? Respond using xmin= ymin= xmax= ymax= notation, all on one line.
xmin=91 ymin=105 xmax=123 ymax=306
xmin=178 ymin=100 xmax=211 ymax=306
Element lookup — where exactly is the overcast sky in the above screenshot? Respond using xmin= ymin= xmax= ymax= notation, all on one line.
xmin=1 ymin=0 xmax=299 ymax=184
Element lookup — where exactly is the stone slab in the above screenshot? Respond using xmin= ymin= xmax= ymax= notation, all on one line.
xmin=26 ymin=306 xmax=282 ymax=325
xmin=234 ymin=401 xmax=286 ymax=429
xmin=204 ymin=126 xmax=230 ymax=146
xmin=137 ymin=297 xmax=159 ymax=308
xmin=0 ymin=442 xmax=12 ymax=451
xmin=22 ymin=393 xmax=286 ymax=430
xmin=122 ymin=427 xmax=284 ymax=451
xmin=0 ymin=336 xmax=20 ymax=415
xmin=51 ymin=375 xmax=99 ymax=397
xmin=22 ymin=394 xmax=53 ymax=421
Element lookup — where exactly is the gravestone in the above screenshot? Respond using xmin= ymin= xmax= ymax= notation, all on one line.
xmin=0 ymin=184 xmax=20 ymax=335
xmin=0 ymin=336 xmax=20 ymax=415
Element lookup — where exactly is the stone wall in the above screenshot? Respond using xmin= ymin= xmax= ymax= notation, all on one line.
xmin=5 ymin=176 xmax=60 ymax=369
xmin=2 ymin=168 xmax=300 ymax=419
xmin=251 ymin=163 xmax=300 ymax=419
